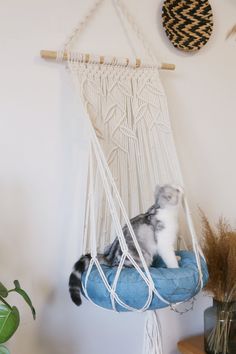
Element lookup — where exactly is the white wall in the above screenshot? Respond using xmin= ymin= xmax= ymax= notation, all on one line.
xmin=0 ymin=0 xmax=235 ymax=353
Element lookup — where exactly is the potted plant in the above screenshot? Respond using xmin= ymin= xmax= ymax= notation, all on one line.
xmin=201 ymin=214 xmax=236 ymax=354
xmin=0 ymin=280 xmax=35 ymax=353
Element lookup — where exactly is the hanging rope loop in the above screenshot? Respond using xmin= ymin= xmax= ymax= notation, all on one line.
xmin=60 ymin=0 xmax=161 ymax=65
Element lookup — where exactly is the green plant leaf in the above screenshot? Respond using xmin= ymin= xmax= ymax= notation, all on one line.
xmin=0 ymin=344 xmax=10 ymax=354
xmin=8 ymin=281 xmax=36 ymax=320
xmin=12 ymin=285 xmax=36 ymax=320
xmin=0 ymin=285 xmax=8 ymax=299
xmin=13 ymin=281 xmax=20 ymax=290
xmin=0 ymin=305 xmax=19 ymax=344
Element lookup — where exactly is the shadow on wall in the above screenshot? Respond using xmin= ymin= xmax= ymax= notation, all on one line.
xmin=33 ymin=66 xmax=89 ymax=354
xmin=36 ymin=285 xmax=80 ymax=354
xmin=36 ymin=281 xmax=145 ymax=354
xmin=0 ymin=181 xmax=33 ymax=281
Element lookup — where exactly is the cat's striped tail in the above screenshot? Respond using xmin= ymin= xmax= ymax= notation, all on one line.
xmin=69 ymin=254 xmax=91 ymax=306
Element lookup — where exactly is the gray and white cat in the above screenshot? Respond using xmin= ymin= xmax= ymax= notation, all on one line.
xmin=69 ymin=184 xmax=182 ymax=306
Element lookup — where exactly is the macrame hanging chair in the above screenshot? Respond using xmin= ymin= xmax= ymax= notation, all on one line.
xmin=41 ymin=1 xmax=208 ymax=353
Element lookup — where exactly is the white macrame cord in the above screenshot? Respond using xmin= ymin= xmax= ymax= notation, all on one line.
xmin=59 ymin=1 xmax=205 ymax=354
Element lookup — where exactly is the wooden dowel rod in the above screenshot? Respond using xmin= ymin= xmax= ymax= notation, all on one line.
xmin=40 ymin=50 xmax=175 ymax=71
xmin=41 ymin=50 xmax=67 ymax=60
xmin=160 ymin=63 xmax=175 ymax=71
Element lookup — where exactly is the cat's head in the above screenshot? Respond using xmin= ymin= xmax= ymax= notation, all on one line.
xmin=154 ymin=184 xmax=182 ymax=209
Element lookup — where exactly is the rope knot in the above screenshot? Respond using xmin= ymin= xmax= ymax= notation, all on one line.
xmin=110 ymin=289 xmax=116 ymax=297
xmin=149 ymin=283 xmax=156 ymax=292
xmin=122 ymin=250 xmax=129 ymax=257
xmin=56 ymin=50 xmax=65 ymax=62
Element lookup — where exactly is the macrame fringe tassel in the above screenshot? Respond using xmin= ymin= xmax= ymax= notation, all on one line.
xmin=142 ymin=311 xmax=163 ymax=354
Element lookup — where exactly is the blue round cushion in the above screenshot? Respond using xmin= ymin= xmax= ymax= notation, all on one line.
xmin=81 ymin=251 xmax=208 ymax=311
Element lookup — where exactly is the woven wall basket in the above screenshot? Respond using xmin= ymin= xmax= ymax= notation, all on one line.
xmin=162 ymin=0 xmax=213 ymax=52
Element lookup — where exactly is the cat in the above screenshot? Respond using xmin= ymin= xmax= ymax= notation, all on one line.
xmin=69 ymin=184 xmax=182 ymax=306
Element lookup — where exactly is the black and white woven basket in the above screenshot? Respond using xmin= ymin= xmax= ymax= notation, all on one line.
xmin=162 ymin=0 xmax=213 ymax=52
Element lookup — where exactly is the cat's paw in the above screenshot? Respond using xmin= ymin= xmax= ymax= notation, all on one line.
xmin=176 ymin=256 xmax=181 ymax=261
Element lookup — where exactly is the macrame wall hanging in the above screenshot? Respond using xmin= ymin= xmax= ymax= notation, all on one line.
xmin=162 ymin=0 xmax=214 ymax=52
xmin=41 ymin=1 xmax=208 ymax=354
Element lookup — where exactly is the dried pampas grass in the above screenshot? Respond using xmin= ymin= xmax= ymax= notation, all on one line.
xmin=201 ymin=212 xmax=236 ymax=302
xmin=226 ymin=24 xmax=236 ymax=40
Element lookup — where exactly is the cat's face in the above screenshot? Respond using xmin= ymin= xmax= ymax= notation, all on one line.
xmin=155 ymin=184 xmax=181 ymax=209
